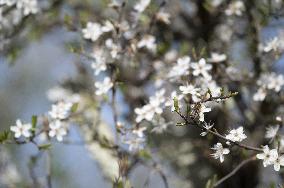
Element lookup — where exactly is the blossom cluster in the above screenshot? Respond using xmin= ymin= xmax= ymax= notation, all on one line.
xmin=253 ymin=72 xmax=284 ymax=101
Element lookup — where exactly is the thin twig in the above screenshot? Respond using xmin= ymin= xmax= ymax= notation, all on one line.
xmin=213 ymin=156 xmax=256 ymax=187
xmin=175 ymin=110 xmax=262 ymax=152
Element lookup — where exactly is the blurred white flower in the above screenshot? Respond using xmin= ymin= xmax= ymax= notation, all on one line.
xmin=91 ymin=50 xmax=107 ymax=75
xmin=82 ymin=22 xmax=103 ymax=42
xmin=48 ymin=101 xmax=73 ymax=120
xmin=273 ymin=155 xmax=284 ymax=171
xmin=49 ymin=120 xmax=67 ymax=142
xmin=135 ymin=90 xmax=165 ymax=123
xmin=207 ymin=53 xmax=227 ymax=63
xmin=95 ymin=77 xmax=113 ymax=96
xmin=253 ymin=88 xmax=266 ymax=101
xmin=101 ymin=20 xmax=115 ymax=32
xmin=132 ymin=127 xmax=147 ymax=138
xmin=211 ymin=143 xmax=230 ymax=163
xmin=156 ymin=11 xmax=171 ymax=24
xmin=108 ymin=0 xmax=124 ymax=7
xmin=10 ymin=119 xmax=32 ymax=138
xmin=263 ymin=37 xmax=279 ymax=53
xmin=225 ymin=1 xmax=245 ymax=16
xmin=210 ymin=0 xmax=224 ymax=7
xmin=16 ymin=0 xmax=38 ymax=16
xmin=168 ymin=56 xmax=191 ymax=79
xmin=254 ymin=73 xmax=284 ymax=101
xmin=198 ymin=104 xmax=211 ymax=122
xmin=225 ymin=126 xmax=247 ymax=142
xmin=267 ymin=74 xmax=284 ymax=92
xmin=105 ymin=38 xmax=121 ymax=59
xmin=151 ymin=122 xmax=169 ymax=134
xmin=137 ymin=35 xmax=156 ymax=52
xmin=123 ymin=135 xmax=145 ymax=152
xmin=134 ymin=0 xmax=151 ymax=13
xmin=265 ymin=125 xmax=279 ymax=139
xmin=191 ymin=58 xmax=212 ymax=80
xmin=179 ymin=84 xmax=200 ymax=96
xmin=0 ymin=0 xmax=16 ymax=6
xmin=47 ymin=86 xmax=81 ymax=103
xmin=200 ymin=122 xmax=214 ymax=136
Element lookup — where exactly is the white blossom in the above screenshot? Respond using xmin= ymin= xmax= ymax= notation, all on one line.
xmin=207 ymin=53 xmax=227 ymax=63
xmin=276 ymin=116 xmax=282 ymax=122
xmin=211 ymin=143 xmax=230 ymax=163
xmin=82 ymin=22 xmax=103 ymax=42
xmin=95 ymin=77 xmax=113 ymax=96
xmin=134 ymin=0 xmax=151 ymax=13
xmin=101 ymin=20 xmax=115 ymax=32
xmin=156 ymin=11 xmax=170 ymax=24
xmin=191 ymin=58 xmax=212 ymax=80
xmin=265 ymin=125 xmax=279 ymax=139
xmin=267 ymin=74 xmax=284 ymax=92
xmin=200 ymin=123 xmax=214 ymax=136
xmin=0 ymin=0 xmax=15 ymax=6
xmin=151 ymin=122 xmax=169 ymax=134
xmin=105 ymin=38 xmax=121 ymax=59
xmin=273 ymin=155 xmax=284 ymax=171
xmin=198 ymin=104 xmax=211 ymax=122
xmin=256 ymin=145 xmax=278 ymax=167
xmin=253 ymin=88 xmax=267 ymax=101
xmin=48 ymin=101 xmax=73 ymax=120
xmin=16 ymin=0 xmax=38 ymax=16
xmin=137 ymin=35 xmax=156 ymax=52
xmin=47 ymin=86 xmax=80 ymax=103
xmin=210 ymin=0 xmax=224 ymax=7
xmin=10 ymin=119 xmax=31 ymax=138
xmin=254 ymin=73 xmax=284 ymax=101
xmin=225 ymin=126 xmax=247 ymax=142
xmin=168 ymin=56 xmax=191 ymax=79
xmin=48 ymin=120 xmax=67 ymax=142
xmin=123 ymin=135 xmax=145 ymax=152
xmin=135 ymin=90 xmax=165 ymax=123
xmin=91 ymin=50 xmax=107 ymax=75
xmin=263 ymin=37 xmax=279 ymax=53
xmin=225 ymin=1 xmax=245 ymax=16
xmin=179 ymin=84 xmax=200 ymax=96
xmin=132 ymin=127 xmax=147 ymax=138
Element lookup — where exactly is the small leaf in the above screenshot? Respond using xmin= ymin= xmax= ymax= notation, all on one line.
xmin=173 ymin=97 xmax=179 ymax=112
xmin=38 ymin=143 xmax=52 ymax=150
xmin=31 ymin=115 xmax=37 ymax=136
xmin=71 ymin=103 xmax=79 ymax=113
xmin=0 ymin=130 xmax=10 ymax=143
xmin=139 ymin=150 xmax=152 ymax=160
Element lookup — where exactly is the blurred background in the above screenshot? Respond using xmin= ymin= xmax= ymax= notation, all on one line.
xmin=1 ymin=0 xmax=284 ymax=188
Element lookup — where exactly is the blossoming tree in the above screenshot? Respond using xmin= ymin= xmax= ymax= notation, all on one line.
xmin=1 ymin=0 xmax=284 ymax=187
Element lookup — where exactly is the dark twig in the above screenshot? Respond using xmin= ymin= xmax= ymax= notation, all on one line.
xmin=213 ymin=156 xmax=256 ymax=187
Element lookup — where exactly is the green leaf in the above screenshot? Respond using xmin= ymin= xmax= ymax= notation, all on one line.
xmin=139 ymin=150 xmax=152 ymax=160
xmin=117 ymin=181 xmax=124 ymax=188
xmin=71 ymin=103 xmax=79 ymax=113
xmin=173 ymin=97 xmax=179 ymax=112
xmin=31 ymin=115 xmax=37 ymax=136
xmin=0 ymin=130 xmax=10 ymax=143
xmin=38 ymin=143 xmax=52 ymax=150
